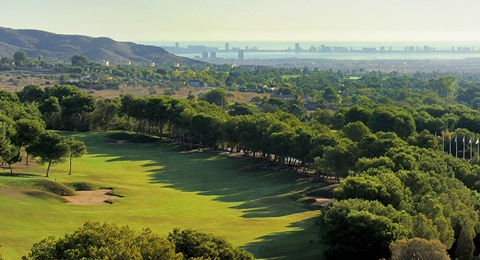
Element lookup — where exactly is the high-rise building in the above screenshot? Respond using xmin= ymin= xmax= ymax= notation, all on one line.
xmin=295 ymin=43 xmax=301 ymax=52
xmin=175 ymin=42 xmax=179 ymax=49
xmin=210 ymin=52 xmax=217 ymax=59
xmin=238 ymin=50 xmax=244 ymax=60
xmin=225 ymin=42 xmax=230 ymax=51
xmin=202 ymin=52 xmax=209 ymax=59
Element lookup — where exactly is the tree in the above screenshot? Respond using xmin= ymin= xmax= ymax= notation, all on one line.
xmin=0 ymin=116 xmax=19 ymax=174
xmin=27 ymin=131 xmax=69 ymax=177
xmin=406 ymin=129 xmax=438 ymax=149
xmin=188 ymin=113 xmax=223 ymax=149
xmin=14 ymin=118 xmax=45 ymax=165
xmin=71 ymin=55 xmax=89 ymax=67
xmin=0 ymin=142 xmax=19 ymax=174
xmin=315 ymin=138 xmax=357 ymax=181
xmin=355 ymin=156 xmax=395 ymax=172
xmin=334 ymin=172 xmax=406 ymax=208
xmin=0 ymin=89 xmax=20 ymax=103
xmin=343 ymin=105 xmax=371 ymax=125
xmin=61 ymin=93 xmax=96 ymax=131
xmin=390 ymin=238 xmax=449 ymax=260
xmin=368 ymin=107 xmax=415 ymax=138
xmin=65 ymin=137 xmax=87 ymax=175
xmin=90 ymin=99 xmax=121 ymax=131
xmin=318 ymin=199 xmax=412 ymax=260
xmin=228 ymin=102 xmax=258 ymax=116
xmin=341 ymin=121 xmax=371 ymax=142
xmin=322 ymin=86 xmax=341 ymax=103
xmin=199 ymin=88 xmax=227 ymax=107
xmin=429 ymin=76 xmax=457 ymax=98
xmin=167 ymin=228 xmax=254 ymax=260
xmin=13 ymin=50 xmax=28 ymax=66
xmin=38 ymin=96 xmax=62 ymax=129
xmin=23 ymin=222 xmax=181 ymax=260
xmin=17 ymin=85 xmax=45 ymax=103
xmin=0 ymin=57 xmax=14 ymax=70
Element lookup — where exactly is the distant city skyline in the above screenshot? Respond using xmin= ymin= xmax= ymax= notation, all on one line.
xmin=2 ymin=0 xmax=480 ymax=43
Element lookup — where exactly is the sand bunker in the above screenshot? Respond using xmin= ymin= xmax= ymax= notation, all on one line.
xmin=63 ymin=189 xmax=120 ymax=205
xmin=310 ymin=197 xmax=334 ymax=206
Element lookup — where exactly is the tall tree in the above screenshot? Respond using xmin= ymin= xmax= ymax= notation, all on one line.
xmin=27 ymin=131 xmax=69 ymax=177
xmin=14 ymin=118 xmax=45 ymax=165
xmin=0 ymin=116 xmax=18 ymax=173
xmin=65 ymin=137 xmax=87 ymax=175
xmin=61 ymin=93 xmax=96 ymax=131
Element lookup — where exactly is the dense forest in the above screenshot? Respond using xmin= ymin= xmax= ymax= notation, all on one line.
xmin=6 ymin=56 xmax=480 ymax=258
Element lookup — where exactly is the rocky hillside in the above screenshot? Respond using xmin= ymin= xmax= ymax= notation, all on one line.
xmin=0 ymin=26 xmax=201 ymax=65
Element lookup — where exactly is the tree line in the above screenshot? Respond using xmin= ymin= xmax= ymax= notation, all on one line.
xmin=0 ymin=89 xmax=86 ymax=176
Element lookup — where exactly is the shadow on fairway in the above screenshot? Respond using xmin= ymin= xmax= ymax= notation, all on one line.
xmin=82 ymin=132 xmax=323 ymax=219
xmin=72 ymin=132 xmax=326 ymax=259
xmin=0 ymin=172 xmax=38 ymax=178
xmin=244 ymin=216 xmax=324 ymax=260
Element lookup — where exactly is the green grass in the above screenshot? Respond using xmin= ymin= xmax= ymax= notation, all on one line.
xmin=0 ymin=131 xmax=326 ymax=259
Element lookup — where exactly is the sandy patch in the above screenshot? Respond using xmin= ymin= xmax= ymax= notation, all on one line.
xmin=106 ymin=140 xmax=127 ymax=144
xmin=63 ymin=189 xmax=120 ymax=205
xmin=310 ymin=197 xmax=334 ymax=206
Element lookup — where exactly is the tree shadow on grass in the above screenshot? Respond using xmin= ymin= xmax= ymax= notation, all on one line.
xmin=143 ymin=155 xmax=322 ymax=218
xmin=75 ymin=132 xmax=328 ymax=259
xmin=0 ymin=172 xmax=38 ymax=178
xmin=243 ymin=216 xmax=325 ymax=260
xmin=84 ymin=133 xmax=326 ymax=219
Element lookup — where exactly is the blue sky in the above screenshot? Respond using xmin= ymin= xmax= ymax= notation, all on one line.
xmin=2 ymin=0 xmax=480 ymax=42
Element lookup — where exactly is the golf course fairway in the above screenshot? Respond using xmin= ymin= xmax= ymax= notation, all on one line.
xmin=0 ymin=131 xmax=325 ymax=259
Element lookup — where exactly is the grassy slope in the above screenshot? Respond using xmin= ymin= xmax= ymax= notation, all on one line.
xmin=0 ymin=132 xmax=324 ymax=259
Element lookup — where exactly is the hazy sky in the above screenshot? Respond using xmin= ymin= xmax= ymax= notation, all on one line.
xmin=2 ymin=0 xmax=480 ymax=43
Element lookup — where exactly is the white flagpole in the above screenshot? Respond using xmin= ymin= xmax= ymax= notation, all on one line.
xmin=477 ymin=138 xmax=479 ymax=159
xmin=471 ymin=138 xmax=473 ymax=159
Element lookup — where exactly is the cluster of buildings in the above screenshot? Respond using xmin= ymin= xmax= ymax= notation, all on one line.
xmin=164 ymin=42 xmax=480 ymax=62
xmin=294 ymin=43 xmax=478 ymax=53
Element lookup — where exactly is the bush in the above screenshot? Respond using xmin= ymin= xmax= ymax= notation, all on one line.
xmin=168 ymin=228 xmax=254 ymax=260
xmin=67 ymin=182 xmax=98 ymax=191
xmin=23 ymin=222 xmax=181 ymax=260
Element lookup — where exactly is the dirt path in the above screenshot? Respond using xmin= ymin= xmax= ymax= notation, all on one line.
xmin=63 ymin=189 xmax=120 ymax=205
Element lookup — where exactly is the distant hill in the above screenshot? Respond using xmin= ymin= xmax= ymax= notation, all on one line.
xmin=0 ymin=26 xmax=202 ymax=65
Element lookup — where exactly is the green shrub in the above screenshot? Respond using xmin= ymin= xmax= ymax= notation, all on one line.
xmin=23 ymin=222 xmax=181 ymax=260
xmin=168 ymin=228 xmax=255 ymax=260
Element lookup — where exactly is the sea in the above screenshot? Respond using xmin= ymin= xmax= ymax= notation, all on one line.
xmin=140 ymin=41 xmax=480 ymax=60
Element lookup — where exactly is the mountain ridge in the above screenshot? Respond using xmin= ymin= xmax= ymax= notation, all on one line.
xmin=0 ymin=26 xmax=201 ymax=65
